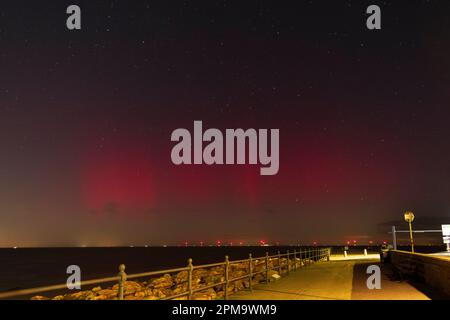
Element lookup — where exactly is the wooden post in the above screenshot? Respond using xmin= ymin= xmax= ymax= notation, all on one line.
xmin=248 ymin=253 xmax=253 ymax=292
xmin=117 ymin=264 xmax=127 ymax=300
xmin=224 ymin=255 xmax=229 ymax=300
xmin=187 ymin=258 xmax=193 ymax=300
xmin=265 ymin=252 xmax=269 ymax=284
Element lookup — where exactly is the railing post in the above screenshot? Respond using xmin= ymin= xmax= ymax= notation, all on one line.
xmin=392 ymin=225 xmax=397 ymax=250
xmin=277 ymin=251 xmax=282 ymax=275
xmin=286 ymin=250 xmax=290 ymax=275
xmin=224 ymin=255 xmax=229 ymax=300
xmin=248 ymin=253 xmax=253 ymax=292
xmin=117 ymin=264 xmax=127 ymax=300
xmin=293 ymin=249 xmax=297 ymax=271
xmin=265 ymin=252 xmax=269 ymax=284
xmin=327 ymin=248 xmax=331 ymax=261
xmin=187 ymin=258 xmax=193 ymax=300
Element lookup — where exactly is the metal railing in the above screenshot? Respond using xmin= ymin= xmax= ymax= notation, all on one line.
xmin=0 ymin=247 xmax=331 ymax=300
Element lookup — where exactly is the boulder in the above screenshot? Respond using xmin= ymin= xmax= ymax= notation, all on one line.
xmin=192 ymin=288 xmax=216 ymax=300
xmin=112 ymin=281 xmax=143 ymax=295
xmin=96 ymin=289 xmax=118 ymax=299
xmin=31 ymin=295 xmax=49 ymax=300
xmin=175 ymin=271 xmax=188 ymax=284
xmin=149 ymin=274 xmax=173 ymax=289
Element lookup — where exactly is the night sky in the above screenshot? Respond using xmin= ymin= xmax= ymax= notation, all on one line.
xmin=1 ymin=1 xmax=450 ymax=247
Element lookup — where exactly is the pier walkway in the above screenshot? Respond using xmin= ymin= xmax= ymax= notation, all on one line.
xmin=231 ymin=254 xmax=447 ymax=300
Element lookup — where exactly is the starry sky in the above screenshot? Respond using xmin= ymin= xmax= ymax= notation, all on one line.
xmin=1 ymin=0 xmax=450 ymax=247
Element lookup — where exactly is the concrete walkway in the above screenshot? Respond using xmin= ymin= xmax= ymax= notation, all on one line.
xmin=231 ymin=260 xmax=355 ymax=300
xmin=231 ymin=257 xmax=446 ymax=300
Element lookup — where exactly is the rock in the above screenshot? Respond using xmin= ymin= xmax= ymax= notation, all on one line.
xmin=152 ymin=288 xmax=170 ymax=299
xmin=216 ymin=290 xmax=224 ymax=299
xmin=96 ymin=289 xmax=118 ymax=299
xmin=204 ymin=274 xmax=224 ymax=285
xmin=175 ymin=271 xmax=188 ymax=284
xmin=31 ymin=295 xmax=49 ymax=300
xmin=92 ymin=286 xmax=102 ymax=292
xmin=232 ymin=280 xmax=245 ymax=292
xmin=149 ymin=274 xmax=173 ymax=289
xmin=112 ymin=281 xmax=142 ymax=295
xmin=253 ymin=274 xmax=264 ymax=285
xmin=52 ymin=295 xmax=65 ymax=300
xmin=192 ymin=288 xmax=216 ymax=300
xmin=66 ymin=291 xmax=89 ymax=300
xmin=134 ymin=291 xmax=146 ymax=299
xmin=173 ymin=283 xmax=188 ymax=295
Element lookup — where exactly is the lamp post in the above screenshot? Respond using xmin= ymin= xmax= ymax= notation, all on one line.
xmin=404 ymin=211 xmax=415 ymax=253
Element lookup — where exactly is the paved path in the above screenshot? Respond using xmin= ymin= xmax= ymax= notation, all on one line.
xmin=231 ymin=257 xmax=447 ymax=300
xmin=230 ymin=260 xmax=355 ymax=300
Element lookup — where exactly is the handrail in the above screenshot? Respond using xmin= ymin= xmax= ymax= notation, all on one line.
xmin=0 ymin=247 xmax=331 ymax=300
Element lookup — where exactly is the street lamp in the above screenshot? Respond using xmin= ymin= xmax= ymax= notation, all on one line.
xmin=404 ymin=211 xmax=415 ymax=253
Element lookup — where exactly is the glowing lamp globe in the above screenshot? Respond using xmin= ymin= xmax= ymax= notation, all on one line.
xmin=404 ymin=211 xmax=415 ymax=223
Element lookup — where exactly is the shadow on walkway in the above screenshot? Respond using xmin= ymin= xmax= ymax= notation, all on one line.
xmin=351 ymin=261 xmax=449 ymax=300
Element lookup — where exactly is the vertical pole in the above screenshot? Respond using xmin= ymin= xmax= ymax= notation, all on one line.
xmin=392 ymin=225 xmax=397 ymax=250
xmin=187 ymin=258 xmax=193 ymax=300
xmin=293 ymin=249 xmax=297 ymax=271
xmin=286 ymin=250 xmax=290 ymax=275
xmin=409 ymin=221 xmax=415 ymax=253
xmin=224 ymin=255 xmax=229 ymax=300
xmin=117 ymin=264 xmax=127 ymax=300
xmin=265 ymin=252 xmax=269 ymax=284
xmin=248 ymin=254 xmax=253 ymax=292
xmin=277 ymin=251 xmax=282 ymax=274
